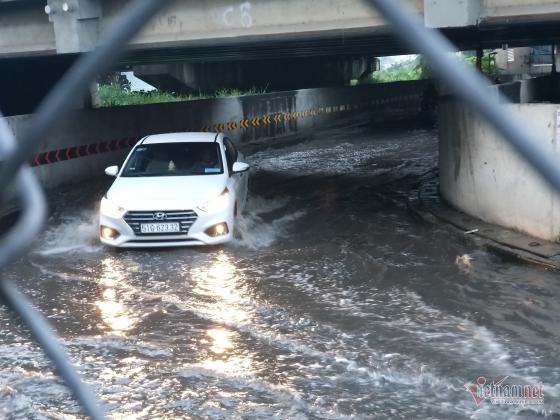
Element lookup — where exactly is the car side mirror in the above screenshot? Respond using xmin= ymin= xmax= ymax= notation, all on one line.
xmin=232 ymin=162 xmax=249 ymax=173
xmin=105 ymin=165 xmax=119 ymax=177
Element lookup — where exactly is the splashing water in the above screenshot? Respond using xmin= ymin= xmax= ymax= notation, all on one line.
xmin=34 ymin=210 xmax=102 ymax=256
xmin=233 ymin=195 xmax=306 ymax=249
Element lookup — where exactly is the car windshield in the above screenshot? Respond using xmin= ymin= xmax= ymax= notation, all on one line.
xmin=121 ymin=142 xmax=223 ymax=177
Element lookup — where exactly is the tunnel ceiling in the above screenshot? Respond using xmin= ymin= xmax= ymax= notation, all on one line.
xmin=116 ymin=22 xmax=560 ymax=66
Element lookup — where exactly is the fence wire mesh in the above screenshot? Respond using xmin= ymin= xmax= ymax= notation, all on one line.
xmin=0 ymin=0 xmax=558 ymax=418
xmin=0 ymin=1 xmax=172 ymax=418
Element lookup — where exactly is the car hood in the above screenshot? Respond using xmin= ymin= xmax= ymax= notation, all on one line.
xmin=107 ymin=175 xmax=227 ymax=211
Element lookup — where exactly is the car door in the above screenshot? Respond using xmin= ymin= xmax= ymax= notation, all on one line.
xmin=237 ymin=148 xmax=249 ymax=208
xmin=223 ymin=137 xmax=247 ymax=212
xmin=229 ymin=139 xmax=248 ymax=206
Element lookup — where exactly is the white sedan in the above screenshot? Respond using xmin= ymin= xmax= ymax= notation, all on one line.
xmin=99 ymin=132 xmax=249 ymax=247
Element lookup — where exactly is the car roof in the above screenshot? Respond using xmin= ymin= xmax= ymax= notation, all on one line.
xmin=142 ymin=132 xmax=221 ymax=144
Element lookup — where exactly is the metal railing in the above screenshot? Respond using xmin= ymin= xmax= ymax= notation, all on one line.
xmin=1 ymin=0 xmax=559 ymax=418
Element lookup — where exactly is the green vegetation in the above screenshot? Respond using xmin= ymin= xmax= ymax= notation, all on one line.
xmin=462 ymin=50 xmax=500 ymax=79
xmin=97 ymin=83 xmax=268 ymax=107
xmin=371 ymin=56 xmax=432 ymax=83
xmin=353 ymin=51 xmax=501 ymax=85
xmin=349 ymin=56 xmax=431 ymax=85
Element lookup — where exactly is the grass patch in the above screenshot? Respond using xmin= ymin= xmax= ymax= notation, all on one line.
xmin=97 ymin=84 xmax=268 ymax=107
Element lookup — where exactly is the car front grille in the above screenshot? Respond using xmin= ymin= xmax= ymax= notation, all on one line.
xmin=123 ymin=210 xmax=198 ymax=236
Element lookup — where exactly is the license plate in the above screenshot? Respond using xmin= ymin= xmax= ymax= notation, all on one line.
xmin=140 ymin=222 xmax=180 ymax=234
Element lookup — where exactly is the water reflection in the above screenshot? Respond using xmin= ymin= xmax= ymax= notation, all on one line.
xmin=190 ymin=252 xmax=250 ymax=325
xmin=95 ymin=256 xmax=139 ymax=334
xmin=189 ymin=252 xmax=255 ymax=377
xmin=208 ymin=328 xmax=234 ymax=354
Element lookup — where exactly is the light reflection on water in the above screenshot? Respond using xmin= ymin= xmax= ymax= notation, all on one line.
xmin=189 ymin=252 xmax=251 ymax=325
xmin=189 ymin=252 xmax=256 ymax=378
xmin=95 ymin=257 xmax=139 ymax=334
xmin=207 ymin=328 xmax=234 ymax=355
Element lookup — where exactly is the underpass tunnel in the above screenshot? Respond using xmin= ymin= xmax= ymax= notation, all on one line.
xmin=4 ymin=1 xmax=560 ymax=416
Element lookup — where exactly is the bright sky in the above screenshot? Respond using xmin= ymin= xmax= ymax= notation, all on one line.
xmin=122 ymin=71 xmax=156 ymax=91
xmin=379 ymin=55 xmax=417 ymax=70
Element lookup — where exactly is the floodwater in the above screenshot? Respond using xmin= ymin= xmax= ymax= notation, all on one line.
xmin=1 ymin=116 xmax=559 ymax=419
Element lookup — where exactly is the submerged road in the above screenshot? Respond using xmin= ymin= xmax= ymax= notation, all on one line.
xmin=1 ymin=116 xmax=559 ymax=419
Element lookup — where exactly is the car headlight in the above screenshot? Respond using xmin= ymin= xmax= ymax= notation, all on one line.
xmin=198 ymin=188 xmax=229 ymax=213
xmin=100 ymin=197 xmax=126 ymax=218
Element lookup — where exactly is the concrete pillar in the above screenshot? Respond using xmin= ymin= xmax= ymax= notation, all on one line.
xmin=134 ymin=56 xmax=373 ymax=94
xmin=439 ymin=93 xmax=560 ymax=241
xmin=424 ymin=0 xmax=480 ymax=27
xmin=476 ymin=47 xmax=483 ymax=71
xmin=45 ymin=0 xmax=102 ymax=53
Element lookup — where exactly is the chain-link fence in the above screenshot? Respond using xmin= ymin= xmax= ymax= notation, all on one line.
xmin=1 ymin=0 xmax=558 ymax=418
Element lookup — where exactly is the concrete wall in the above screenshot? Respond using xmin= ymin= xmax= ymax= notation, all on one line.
xmin=439 ymin=99 xmax=560 ymax=241
xmin=485 ymin=74 xmax=560 ymax=104
xmin=4 ymin=81 xmax=431 ymax=201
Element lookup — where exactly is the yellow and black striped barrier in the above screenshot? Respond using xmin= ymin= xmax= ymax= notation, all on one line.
xmin=199 ymin=103 xmax=357 ymax=132
xmin=197 ymin=95 xmax=418 ymax=133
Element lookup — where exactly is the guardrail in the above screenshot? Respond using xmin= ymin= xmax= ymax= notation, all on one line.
xmin=1 ymin=0 xmax=560 ymax=418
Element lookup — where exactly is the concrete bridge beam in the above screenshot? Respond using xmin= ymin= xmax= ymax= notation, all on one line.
xmin=133 ymin=56 xmax=375 ymax=93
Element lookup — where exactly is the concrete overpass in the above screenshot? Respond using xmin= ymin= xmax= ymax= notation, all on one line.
xmin=1 ymin=0 xmax=560 ymax=103
xmin=2 ymin=0 xmax=560 ymax=107
xmin=2 ymin=0 xmax=560 ymax=60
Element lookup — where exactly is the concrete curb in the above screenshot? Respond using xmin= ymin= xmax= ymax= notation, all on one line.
xmin=409 ymin=171 xmax=560 ymax=271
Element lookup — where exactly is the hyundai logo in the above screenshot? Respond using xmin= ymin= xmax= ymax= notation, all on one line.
xmin=153 ymin=212 xmax=167 ymax=221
